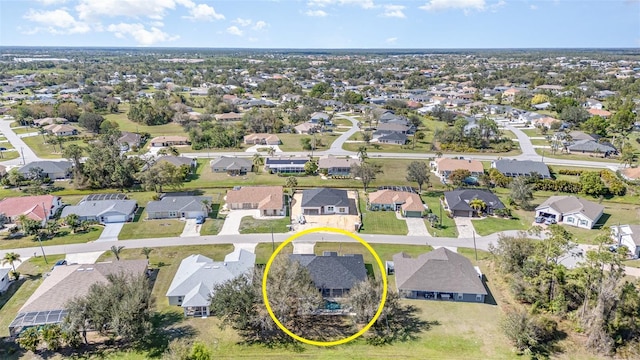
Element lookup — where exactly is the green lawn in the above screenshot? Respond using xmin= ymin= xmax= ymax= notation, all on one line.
xmin=238 ymin=216 xmax=291 ymax=234
xmin=20 ymin=136 xmax=91 ymax=159
xmin=0 ymin=226 xmax=103 ymax=250
xmin=421 ymin=192 xmax=458 ymax=237
xmin=103 ymin=105 xmax=188 ymax=139
xmin=277 ymin=132 xmax=339 ymax=152
xmin=119 ymin=219 xmax=185 ymax=240
xmin=471 ymin=216 xmax=530 ymax=236
xmin=358 ymin=191 xmax=408 ymax=235
xmin=521 ymin=128 xmax=542 ymax=137
xmin=8 ymin=125 xmax=36 ymax=135
xmin=0 ymin=150 xmax=20 ymax=161
xmin=623 ymin=259 xmax=640 ymax=268
xmin=535 ymin=148 xmax=619 ymax=163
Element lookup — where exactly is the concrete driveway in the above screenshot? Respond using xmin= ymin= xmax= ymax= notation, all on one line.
xmin=400 ymin=213 xmax=431 ymax=237
xmin=219 ymin=210 xmax=260 ymax=235
xmin=97 ymin=223 xmax=124 ymax=242
xmin=454 ymin=217 xmax=476 ymax=238
xmin=66 ymin=251 xmax=105 ymax=264
xmin=180 ymin=219 xmax=201 ymax=237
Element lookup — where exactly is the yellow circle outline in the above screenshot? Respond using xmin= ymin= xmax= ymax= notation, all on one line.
xmin=262 ymin=227 xmax=388 ymax=347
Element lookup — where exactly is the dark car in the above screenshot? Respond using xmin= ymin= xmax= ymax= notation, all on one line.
xmin=0 ymin=147 xmax=6 ymax=151
xmin=51 ymin=259 xmax=67 ymax=270
xmin=195 ymin=215 xmax=205 ymax=224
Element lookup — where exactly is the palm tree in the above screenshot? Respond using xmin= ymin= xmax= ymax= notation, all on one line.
xmin=141 ymin=247 xmax=153 ymax=260
xmin=285 ymin=176 xmax=298 ymax=192
xmin=252 ymin=153 xmax=264 ymax=173
xmin=167 ymin=146 xmax=180 ymax=156
xmin=110 ymin=245 xmax=125 ymax=261
xmin=2 ymin=252 xmax=21 ymax=274
xmin=267 ymin=147 xmax=276 ymax=156
xmin=357 ymin=146 xmax=368 ymax=162
xmin=435 ymin=151 xmax=443 ymax=158
xmin=468 ymin=198 xmax=486 ymax=217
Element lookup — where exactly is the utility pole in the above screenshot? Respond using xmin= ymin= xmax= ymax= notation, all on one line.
xmin=473 ymin=230 xmax=478 ymax=261
xmin=38 ymin=202 xmax=49 ymax=264
xmin=21 ymin=147 xmax=25 ymax=165
xmin=271 ymin=223 xmax=275 ymax=253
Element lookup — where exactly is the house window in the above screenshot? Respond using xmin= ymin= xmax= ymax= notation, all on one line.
xmin=566 ymin=217 xmax=574 ymax=223
xmin=339 ymin=208 xmax=346 ymax=213
xmin=476 ymin=294 xmax=482 ymax=302
xmin=579 ymin=220 xmax=588 ymax=226
xmin=169 ymin=211 xmax=177 ymax=217
xmin=327 ymin=206 xmax=334 ymax=212
xmin=457 ymin=293 xmax=463 ymax=300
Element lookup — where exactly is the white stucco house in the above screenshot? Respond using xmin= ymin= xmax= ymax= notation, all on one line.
xmin=610 ymin=225 xmax=640 ymax=258
xmin=535 ymin=196 xmax=604 ymax=229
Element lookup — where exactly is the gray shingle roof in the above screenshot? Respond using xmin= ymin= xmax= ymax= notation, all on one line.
xmin=536 ymin=196 xmax=604 ymax=222
xmin=61 ymin=199 xmax=137 ymax=218
xmin=210 ymin=157 xmax=252 ymax=170
xmin=568 ymin=139 xmax=616 ymax=153
xmin=444 ymin=189 xmax=504 ymax=212
xmin=18 ymin=161 xmax=72 ymax=176
xmin=146 ymin=195 xmax=212 ymax=213
xmin=166 ymin=250 xmax=255 ymax=308
xmin=493 ymin=159 xmax=551 ymax=178
xmin=289 ymin=253 xmax=367 ymax=291
xmin=393 ymin=248 xmax=487 ymax=295
xmin=301 ymin=188 xmax=350 ymax=208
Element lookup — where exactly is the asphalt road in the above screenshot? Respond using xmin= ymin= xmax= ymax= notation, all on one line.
xmin=0 ymin=117 xmax=38 ymax=166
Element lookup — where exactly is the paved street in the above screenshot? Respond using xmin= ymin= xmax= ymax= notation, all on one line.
xmin=0 ymin=117 xmax=39 ymax=166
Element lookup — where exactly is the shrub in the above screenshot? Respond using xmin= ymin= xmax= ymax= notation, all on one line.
xmin=557 ymin=169 xmax=584 ymax=176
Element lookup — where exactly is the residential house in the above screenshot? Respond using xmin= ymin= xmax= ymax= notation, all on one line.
xmin=373 ymin=132 xmax=407 ymax=145
xmin=289 ymin=252 xmax=367 ymax=297
xmin=368 ymin=189 xmax=425 ymax=218
xmin=60 ymin=193 xmax=137 ymax=223
xmin=567 ymin=139 xmax=616 ymax=156
xmin=318 ymin=156 xmax=360 ymax=176
xmin=214 ymin=112 xmax=244 ymax=122
xmin=392 ymin=248 xmax=487 ymax=302
xmin=535 ymin=196 xmax=604 ymax=229
xmin=294 ymin=122 xmax=321 ymax=134
xmin=376 ymin=122 xmax=411 ymax=134
xmin=146 ymin=194 xmax=212 ymax=220
xmin=265 ymin=157 xmax=307 ymax=174
xmin=583 ymin=99 xmax=604 ymax=109
xmin=19 ymin=160 xmax=73 ymax=180
xmin=301 ymin=188 xmax=351 ymax=215
xmin=166 ymin=250 xmax=256 ymax=317
xmin=0 ymin=195 xmax=62 ymax=225
xmin=33 ymin=117 xmax=67 ymax=126
xmin=0 ymin=268 xmax=11 ymax=293
xmin=118 ymin=131 xmax=142 ymax=151
xmin=43 ymin=123 xmax=77 ymax=136
xmin=149 ymin=136 xmax=190 ymax=147
xmin=431 ymin=158 xmax=484 ymax=182
xmin=243 ymin=133 xmax=281 ymax=146
xmin=154 ymin=155 xmax=197 ymax=172
xmin=554 ymin=130 xmax=598 ymax=143
xmin=610 ymin=225 xmax=640 ymax=258
xmin=502 ymin=87 xmax=522 ymax=102
xmin=310 ymin=112 xmax=331 ymax=125
xmin=8 ymin=260 xmax=148 ymax=336
xmin=491 ymin=159 xmax=551 ymax=178
xmin=620 ymin=167 xmax=640 ymax=181
xmin=443 ymin=189 xmax=505 ymax=217
xmin=532 ymin=116 xmax=562 ymax=129
xmin=225 ymin=186 xmax=285 ymax=216
xmin=210 ymin=157 xmax=253 ymax=175
xmin=587 ymin=108 xmax=612 ymax=118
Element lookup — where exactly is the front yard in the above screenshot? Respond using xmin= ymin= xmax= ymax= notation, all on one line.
xmin=358 ymin=191 xmax=408 ymax=235
xmin=238 ymin=216 xmax=291 ymax=234
xmin=471 ymin=216 xmax=531 ymax=236
xmin=119 ymin=219 xmax=185 ymax=240
xmin=0 ymin=226 xmax=103 ymax=250
xmin=421 ymin=192 xmax=458 ymax=238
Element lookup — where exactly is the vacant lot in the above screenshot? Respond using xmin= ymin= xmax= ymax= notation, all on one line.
xmin=472 ymin=216 xmax=531 ymax=236
xmin=0 ymin=226 xmax=103 ymax=250
xmin=238 ymin=216 xmax=291 ymax=234
xmin=421 ymin=192 xmax=458 ymax=238
xmin=119 ymin=219 xmax=185 ymax=240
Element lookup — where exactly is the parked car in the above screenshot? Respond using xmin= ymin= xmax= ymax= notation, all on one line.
xmin=51 ymin=259 xmax=67 ymax=270
xmin=195 ymin=215 xmax=205 ymax=224
xmin=0 ymin=147 xmax=6 ymax=151
xmin=544 ymin=218 xmax=557 ymax=225
xmin=535 ymin=216 xmax=546 ymax=224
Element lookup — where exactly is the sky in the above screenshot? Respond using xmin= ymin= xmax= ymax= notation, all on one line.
xmin=0 ymin=0 xmax=638 ymax=48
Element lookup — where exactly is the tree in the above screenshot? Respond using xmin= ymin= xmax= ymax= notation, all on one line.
xmin=468 ymin=198 xmax=486 ymax=216
xmin=78 ymin=112 xmax=105 ymax=133
xmin=509 ymin=176 xmax=534 ymax=210
xmin=110 ymin=245 xmax=125 ymax=260
xmin=62 ymin=143 xmax=84 ymax=184
xmin=56 ymin=102 xmax=80 ymax=122
xmin=579 ymin=171 xmax=607 ymax=197
xmin=342 ymin=90 xmax=363 ymax=104
xmin=252 ymin=153 xmax=264 ymax=173
xmin=17 ymin=327 xmax=40 ymax=352
xmin=41 ymin=323 xmax=63 ymax=351
xmin=357 ymin=146 xmax=368 ymax=162
xmin=406 ymin=161 xmax=430 ymax=193
xmin=189 ymin=342 xmax=212 ymax=360
xmin=351 ymin=162 xmax=382 ymax=192
xmin=304 ymin=160 xmax=318 ymax=175
xmin=18 ymin=216 xmax=41 ymax=237
xmin=285 ymin=176 xmax=298 ymax=191
xmin=560 ymin=106 xmax=589 ymax=125
xmin=2 ymin=252 xmax=22 ymax=274
xmin=362 ymin=131 xmax=372 ymax=145
xmin=448 ymin=169 xmax=471 ymax=187
xmin=141 ymin=247 xmax=153 ymax=260
xmin=582 ymin=116 xmax=608 ymax=137
xmin=65 ymin=214 xmax=80 ymax=233
xmin=501 ymin=309 xmax=558 ymax=355
xmin=620 ymin=143 xmax=637 ymax=168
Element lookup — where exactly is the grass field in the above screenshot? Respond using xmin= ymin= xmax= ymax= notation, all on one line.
xmin=103 ymin=104 xmax=188 ymax=139
xmin=238 ymin=216 xmax=291 ymax=234
xmin=471 ymin=216 xmax=531 ymax=236
xmin=0 ymin=226 xmax=103 ymax=250
xmin=535 ymin=148 xmax=620 ymax=163
xmin=358 ymin=191 xmax=408 ymax=235
xmin=20 ymin=135 xmax=91 ymax=159
xmin=421 ymin=192 xmax=458 ymax=237
xmin=119 ymin=219 xmax=185 ymax=240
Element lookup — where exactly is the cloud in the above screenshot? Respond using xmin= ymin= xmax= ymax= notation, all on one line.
xmin=252 ymin=21 xmax=268 ymax=30
xmin=489 ymin=0 xmax=506 ymax=12
xmin=23 ymin=9 xmax=91 ymax=34
xmin=226 ymin=26 xmax=243 ymax=36
xmin=530 ymin=4 xmax=538 ymax=10
xmin=234 ymin=18 xmax=253 ymax=27
xmin=385 ymin=37 xmax=397 ymax=44
xmin=183 ymin=3 xmax=225 ymax=21
xmin=107 ymin=22 xmax=178 ymax=45
xmin=419 ymin=0 xmax=486 ymax=12
xmin=305 ymin=9 xmax=328 ymax=17
xmin=381 ymin=4 xmax=405 ymax=18
xmin=37 ymin=0 xmax=68 ymax=5
xmin=307 ymin=0 xmax=376 ymax=9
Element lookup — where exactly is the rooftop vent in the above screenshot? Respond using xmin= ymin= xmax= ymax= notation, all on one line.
xmin=323 ymin=251 xmax=338 ymax=257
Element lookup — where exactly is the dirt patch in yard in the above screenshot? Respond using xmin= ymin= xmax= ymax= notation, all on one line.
xmin=290 ymin=190 xmax=360 ymax=232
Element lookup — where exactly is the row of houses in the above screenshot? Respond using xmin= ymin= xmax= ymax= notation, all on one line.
xmin=210 ymin=155 xmax=361 ymax=176
xmin=431 ymin=157 xmax=552 ymax=183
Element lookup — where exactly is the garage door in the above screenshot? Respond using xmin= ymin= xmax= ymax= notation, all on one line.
xmin=304 ymin=209 xmax=319 ymax=215
xmin=103 ymin=215 xmax=127 ymax=223
xmin=186 ymin=211 xmax=205 ymax=219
